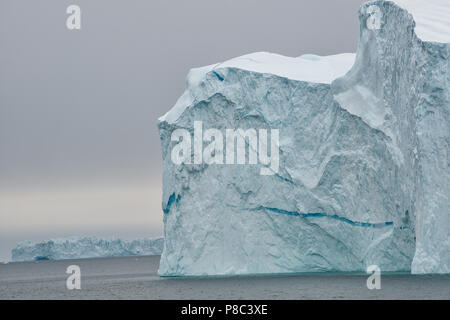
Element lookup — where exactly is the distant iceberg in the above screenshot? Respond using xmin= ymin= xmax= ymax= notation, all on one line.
xmin=11 ymin=237 xmax=164 ymax=262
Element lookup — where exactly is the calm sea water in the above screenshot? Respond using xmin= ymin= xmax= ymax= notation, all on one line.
xmin=0 ymin=256 xmax=449 ymax=299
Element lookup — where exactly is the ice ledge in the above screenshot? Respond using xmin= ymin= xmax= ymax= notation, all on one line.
xmin=159 ymin=52 xmax=355 ymax=124
xmin=212 ymin=52 xmax=356 ymax=85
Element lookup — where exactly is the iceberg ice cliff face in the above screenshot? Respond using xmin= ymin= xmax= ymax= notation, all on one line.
xmin=334 ymin=0 xmax=450 ymax=274
xmin=11 ymin=237 xmax=164 ymax=262
xmin=158 ymin=0 xmax=449 ymax=276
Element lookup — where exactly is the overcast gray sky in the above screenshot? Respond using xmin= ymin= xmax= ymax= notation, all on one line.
xmin=0 ymin=0 xmax=365 ymax=261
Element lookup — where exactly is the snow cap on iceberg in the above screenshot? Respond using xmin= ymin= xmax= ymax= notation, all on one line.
xmin=159 ymin=52 xmax=355 ymax=125
xmin=393 ymin=0 xmax=450 ymax=43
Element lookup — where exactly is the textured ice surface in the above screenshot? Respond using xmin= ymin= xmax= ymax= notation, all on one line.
xmin=158 ymin=0 xmax=449 ymax=275
xmin=158 ymin=53 xmax=356 ymax=125
xmin=12 ymin=237 xmax=164 ymax=262
xmin=394 ymin=0 xmax=450 ymax=43
xmin=334 ymin=0 xmax=450 ymax=274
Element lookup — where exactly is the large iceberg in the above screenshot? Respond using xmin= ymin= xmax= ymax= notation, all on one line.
xmin=11 ymin=237 xmax=164 ymax=262
xmin=158 ymin=0 xmax=449 ymax=276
